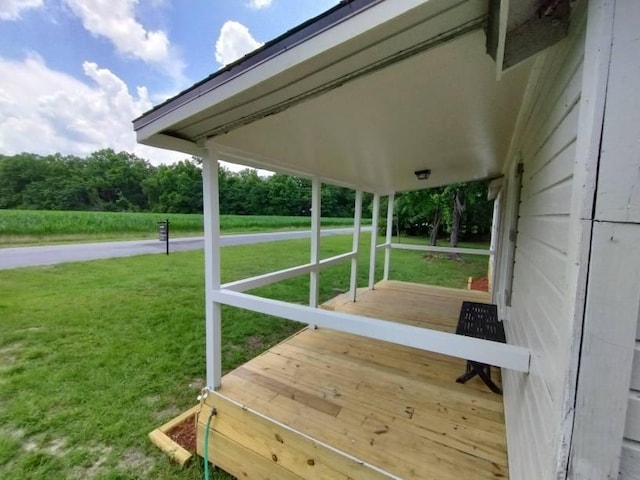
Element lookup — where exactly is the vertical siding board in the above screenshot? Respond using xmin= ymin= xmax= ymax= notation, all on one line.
xmin=573 ymin=223 xmax=640 ymax=477
xmin=620 ymin=440 xmax=640 ymax=480
xmin=625 ymin=394 xmax=640 ymax=442
xmin=631 ymin=346 xmax=640 ymax=391
xmin=595 ymin=0 xmax=640 ymax=223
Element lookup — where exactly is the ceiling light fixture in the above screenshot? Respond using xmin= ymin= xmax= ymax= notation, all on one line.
xmin=414 ymin=169 xmax=431 ymax=180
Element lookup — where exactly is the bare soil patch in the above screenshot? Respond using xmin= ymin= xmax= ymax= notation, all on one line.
xmin=469 ymin=277 xmax=489 ymax=292
xmin=166 ymin=414 xmax=197 ymax=453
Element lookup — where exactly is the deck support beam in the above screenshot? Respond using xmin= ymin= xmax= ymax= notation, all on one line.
xmin=368 ymin=194 xmax=380 ymax=289
xmin=383 ymin=193 xmax=395 ymax=281
xmin=202 ymin=147 xmax=222 ymax=390
xmin=349 ymin=190 xmax=363 ymax=302
xmin=309 ymin=177 xmax=321 ymax=309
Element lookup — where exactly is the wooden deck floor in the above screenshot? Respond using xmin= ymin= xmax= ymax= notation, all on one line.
xmin=197 ymin=281 xmax=507 ymax=479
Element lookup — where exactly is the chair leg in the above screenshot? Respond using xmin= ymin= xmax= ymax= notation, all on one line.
xmin=456 ymin=362 xmax=502 ymax=394
xmin=456 ymin=361 xmax=478 ymax=384
xmin=478 ymin=366 xmax=502 ymax=394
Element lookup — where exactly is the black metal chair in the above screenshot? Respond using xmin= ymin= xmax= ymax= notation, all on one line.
xmin=455 ymin=301 xmax=505 ymax=394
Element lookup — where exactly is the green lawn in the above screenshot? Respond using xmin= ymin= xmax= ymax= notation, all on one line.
xmin=0 ymin=210 xmax=368 ymax=247
xmin=0 ymin=234 xmax=489 ymax=479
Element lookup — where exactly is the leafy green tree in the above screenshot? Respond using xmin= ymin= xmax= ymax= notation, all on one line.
xmin=142 ymin=159 xmax=202 ymax=213
xmin=83 ymin=149 xmax=152 ymax=211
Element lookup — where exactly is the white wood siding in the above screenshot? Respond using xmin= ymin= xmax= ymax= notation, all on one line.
xmin=607 ymin=14 xmax=640 ymax=478
xmin=499 ymin=9 xmax=587 ymax=480
xmin=586 ymin=2 xmax=640 ymax=479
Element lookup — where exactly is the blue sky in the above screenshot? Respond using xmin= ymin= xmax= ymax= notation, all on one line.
xmin=0 ymin=0 xmax=338 ymax=164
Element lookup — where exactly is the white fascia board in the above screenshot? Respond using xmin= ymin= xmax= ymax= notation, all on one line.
xmin=136 ymin=0 xmax=431 ymax=142
xmin=212 ymin=289 xmax=531 ymax=372
xmin=139 ymin=133 xmax=203 ymax=157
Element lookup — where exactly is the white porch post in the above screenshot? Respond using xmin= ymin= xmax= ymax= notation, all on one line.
xmin=202 ymin=149 xmax=222 ymax=390
xmin=368 ymin=193 xmax=380 ymax=290
xmin=383 ymin=193 xmax=395 ymax=281
xmin=349 ymin=190 xmax=363 ymax=302
xmin=309 ymin=177 xmax=321 ymax=308
xmin=488 ymin=190 xmax=502 ymax=299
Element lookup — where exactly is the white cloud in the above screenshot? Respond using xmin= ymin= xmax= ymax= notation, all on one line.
xmin=63 ymin=0 xmax=184 ymax=80
xmin=0 ymin=54 xmax=185 ymax=165
xmin=0 ymin=0 xmax=43 ymax=20
xmin=215 ymin=20 xmax=263 ymax=66
xmin=247 ymin=0 xmax=273 ymax=9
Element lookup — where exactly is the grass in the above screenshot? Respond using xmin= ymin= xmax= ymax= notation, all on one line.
xmin=0 ymin=210 xmax=367 ymax=247
xmin=0 ymin=234 xmax=489 ymax=479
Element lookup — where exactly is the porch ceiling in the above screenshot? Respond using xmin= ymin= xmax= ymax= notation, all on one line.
xmin=134 ymin=0 xmax=532 ymax=193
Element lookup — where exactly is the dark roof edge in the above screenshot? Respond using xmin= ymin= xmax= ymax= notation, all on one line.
xmin=133 ymin=0 xmax=382 ymax=130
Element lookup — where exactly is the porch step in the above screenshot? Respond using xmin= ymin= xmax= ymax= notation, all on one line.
xmin=197 ymin=392 xmax=392 ymax=480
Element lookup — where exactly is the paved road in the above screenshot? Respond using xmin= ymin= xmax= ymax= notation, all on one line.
xmin=0 ymin=227 xmax=371 ymax=270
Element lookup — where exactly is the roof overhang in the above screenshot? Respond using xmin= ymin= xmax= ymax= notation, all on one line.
xmin=134 ymin=0 xmax=533 ymax=193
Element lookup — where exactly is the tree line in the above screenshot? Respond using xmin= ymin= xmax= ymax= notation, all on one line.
xmin=0 ymin=150 xmax=494 ymax=241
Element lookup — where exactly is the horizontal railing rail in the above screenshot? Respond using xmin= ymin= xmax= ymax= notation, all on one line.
xmin=390 ymin=243 xmax=495 ymax=256
xmin=211 ymin=289 xmax=530 ymax=373
xmin=219 ymin=227 xmax=372 ymax=248
xmin=222 ymin=251 xmax=357 ymax=293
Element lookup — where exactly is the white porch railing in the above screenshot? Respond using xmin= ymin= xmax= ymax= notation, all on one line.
xmin=222 ymin=251 xmax=357 ymax=293
xmin=201 ymin=152 xmax=528 ymax=390
xmin=211 ymin=289 xmax=530 ymax=372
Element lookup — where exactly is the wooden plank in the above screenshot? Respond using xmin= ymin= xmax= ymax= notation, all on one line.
xmin=309 ymin=177 xmax=321 ymax=308
xmin=632 ymin=345 xmax=640 ymax=391
xmin=620 ymin=439 xmax=640 ymax=480
xmin=517 ymin=215 xmax=569 ymax=255
xmin=148 ymin=405 xmax=200 ymax=466
xmin=255 ymin=343 xmax=505 ymax=422
xmin=234 ymin=366 xmax=342 ymax=416
xmin=219 ymin=372 xmax=506 ymax=480
xmin=349 ymin=190 xmax=363 ymax=301
xmin=196 ymin=415 xmax=304 ymax=480
xmin=199 ymin=395 xmax=393 ymax=480
xmin=202 ymin=154 xmax=222 ymax=390
xmin=383 ymin=193 xmax=394 ymax=281
xmin=322 ymin=281 xmax=491 ymax=331
xmin=277 ymin=333 xmax=504 ymax=413
xmin=595 ymin=0 xmax=640 ymax=223
xmin=513 ymin=233 xmax=567 ymax=294
xmin=521 ymin=141 xmax=575 ymax=201
xmin=571 ymin=222 xmax=640 ymax=478
xmin=369 ymin=194 xmax=380 ymax=289
xmin=248 ymin=346 xmax=509 ymax=465
xmin=199 ymin=281 xmax=511 ymax=480
xmin=390 ymin=243 xmax=493 ymax=256
xmin=626 ymin=393 xmax=640 ymax=442
xmin=519 ymin=175 xmax=574 ymax=217
xmin=149 ymin=429 xmax=193 ymax=466
xmin=379 ymin=280 xmax=491 ymax=302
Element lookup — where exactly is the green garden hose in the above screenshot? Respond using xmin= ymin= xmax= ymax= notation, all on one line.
xmin=203 ymin=407 xmax=217 ymax=480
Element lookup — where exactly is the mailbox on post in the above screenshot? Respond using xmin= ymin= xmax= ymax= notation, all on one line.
xmin=158 ymin=219 xmax=169 ymax=255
